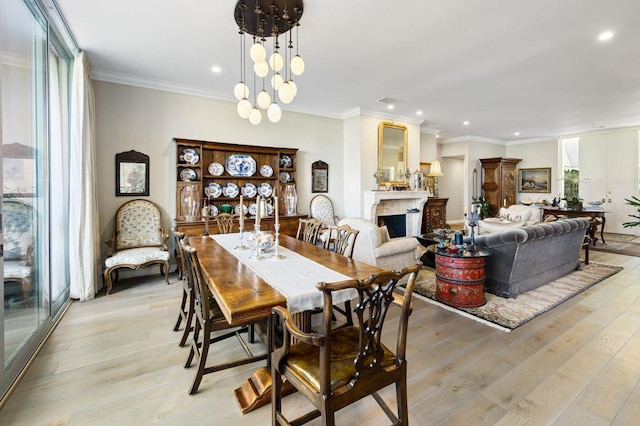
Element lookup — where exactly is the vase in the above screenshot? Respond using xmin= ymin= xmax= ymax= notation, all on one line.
xmin=283 ymin=183 xmax=297 ymax=216
xmin=181 ymin=184 xmax=200 ymax=221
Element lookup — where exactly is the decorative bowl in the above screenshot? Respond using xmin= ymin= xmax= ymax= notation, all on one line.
xmin=247 ymin=231 xmax=275 ymax=251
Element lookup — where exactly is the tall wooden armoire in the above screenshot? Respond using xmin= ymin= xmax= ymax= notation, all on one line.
xmin=480 ymin=157 xmax=521 ymax=216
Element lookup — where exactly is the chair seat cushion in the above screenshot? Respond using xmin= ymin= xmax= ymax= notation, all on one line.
xmin=105 ymin=247 xmax=170 ymax=268
xmin=285 ymin=326 xmax=396 ymax=392
xmin=4 ymin=261 xmax=32 ymax=278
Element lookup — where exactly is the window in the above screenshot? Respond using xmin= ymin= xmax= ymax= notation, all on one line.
xmin=561 ymin=137 xmax=580 ymax=200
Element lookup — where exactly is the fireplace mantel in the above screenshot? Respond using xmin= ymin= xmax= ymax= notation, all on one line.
xmin=363 ymin=190 xmax=430 ymax=237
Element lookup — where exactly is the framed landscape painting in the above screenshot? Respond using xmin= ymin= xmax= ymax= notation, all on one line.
xmin=518 ymin=167 xmax=551 ymax=193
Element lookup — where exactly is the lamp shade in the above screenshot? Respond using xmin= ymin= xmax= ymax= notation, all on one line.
xmin=427 ymin=160 xmax=444 ymax=177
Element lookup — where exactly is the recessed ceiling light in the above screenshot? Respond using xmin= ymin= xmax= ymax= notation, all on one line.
xmin=463 ymin=121 xmax=469 ymax=126
xmin=387 ymin=104 xmax=394 ymax=110
xmin=211 ymin=66 xmax=222 ymax=73
xmin=416 ymin=110 xmax=423 ymax=116
xmin=436 ymin=134 xmax=440 ymax=138
xmin=598 ymin=31 xmax=614 ymax=42
xmin=514 ymin=132 xmax=520 ymax=136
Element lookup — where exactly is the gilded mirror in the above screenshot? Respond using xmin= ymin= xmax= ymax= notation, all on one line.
xmin=377 ymin=122 xmax=408 ymax=184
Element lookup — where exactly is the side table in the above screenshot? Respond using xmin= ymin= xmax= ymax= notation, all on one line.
xmin=427 ymin=244 xmax=492 ymax=308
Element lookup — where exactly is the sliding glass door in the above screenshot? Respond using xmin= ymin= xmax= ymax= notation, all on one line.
xmin=1 ymin=0 xmax=71 ymax=401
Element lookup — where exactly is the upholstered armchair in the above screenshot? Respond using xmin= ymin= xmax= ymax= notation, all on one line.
xmin=337 ymin=217 xmax=419 ymax=272
xmin=3 ymin=199 xmax=34 ymax=304
xmin=103 ymin=199 xmax=170 ymax=294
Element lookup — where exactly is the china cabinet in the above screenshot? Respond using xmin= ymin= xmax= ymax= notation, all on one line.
xmin=480 ymin=157 xmax=522 ymax=217
xmin=421 ymin=197 xmax=449 ymax=234
xmin=173 ymin=138 xmax=304 ymax=237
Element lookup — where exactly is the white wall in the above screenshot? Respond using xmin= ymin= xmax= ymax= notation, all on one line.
xmin=94 ymin=80 xmax=344 ymax=266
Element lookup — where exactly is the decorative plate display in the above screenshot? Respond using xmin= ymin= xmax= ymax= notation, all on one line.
xmin=248 ymin=203 xmax=258 ymax=216
xmin=266 ymin=202 xmax=274 ymax=216
xmin=235 ymin=203 xmax=248 ymax=215
xmin=241 ymin=182 xmax=257 ymax=198
xmin=222 ymin=182 xmax=240 ymax=198
xmin=208 ymin=162 xmax=224 ymax=176
xmin=226 ymin=154 xmax=256 ymax=177
xmin=180 ymin=168 xmax=197 ymax=182
xmin=209 ymin=204 xmax=219 ymax=216
xmin=180 ymin=148 xmax=199 ymax=164
xmin=257 ymin=183 xmax=273 ymax=197
xmin=279 ymin=155 xmax=292 ymax=168
xmin=279 ymin=171 xmax=291 ymax=183
xmin=260 ymin=164 xmax=274 ymax=177
xmin=204 ymin=182 xmax=222 ymax=198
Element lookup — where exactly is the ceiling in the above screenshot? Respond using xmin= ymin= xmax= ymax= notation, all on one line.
xmin=55 ymin=0 xmax=640 ymax=142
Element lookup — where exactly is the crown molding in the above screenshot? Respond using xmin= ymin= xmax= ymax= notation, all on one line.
xmin=506 ymin=136 xmax=558 ymax=145
xmin=441 ymin=135 xmax=505 ymax=145
xmin=420 ymin=127 xmax=441 ymax=135
xmin=343 ymin=107 xmax=424 ymax=125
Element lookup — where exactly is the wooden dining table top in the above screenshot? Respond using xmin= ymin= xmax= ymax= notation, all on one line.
xmin=188 ymin=234 xmax=384 ymax=326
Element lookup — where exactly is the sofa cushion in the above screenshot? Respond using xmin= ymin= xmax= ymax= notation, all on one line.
xmin=478 ymin=220 xmax=526 ymax=235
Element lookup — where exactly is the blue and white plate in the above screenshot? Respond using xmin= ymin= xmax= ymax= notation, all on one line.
xmin=209 ymin=204 xmax=219 ymax=216
xmin=180 ymin=168 xmax=197 ymax=182
xmin=222 ymin=182 xmax=240 ymax=198
xmin=208 ymin=162 xmax=224 ymax=176
xmin=279 ymin=171 xmax=291 ymax=183
xmin=260 ymin=164 xmax=273 ymax=177
xmin=180 ymin=148 xmax=199 ymax=164
xmin=235 ymin=203 xmax=249 ymax=215
xmin=204 ymin=182 xmax=222 ymax=198
xmin=242 ymin=182 xmax=257 ymax=198
xmin=258 ymin=183 xmax=273 ymax=197
xmin=279 ymin=155 xmax=292 ymax=168
xmin=226 ymin=154 xmax=256 ymax=177
xmin=248 ymin=203 xmax=258 ymax=216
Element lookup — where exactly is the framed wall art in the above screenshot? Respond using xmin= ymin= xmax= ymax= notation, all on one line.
xmin=518 ymin=167 xmax=551 ymax=193
xmin=311 ymin=160 xmax=328 ymax=193
xmin=116 ymin=150 xmax=149 ymax=196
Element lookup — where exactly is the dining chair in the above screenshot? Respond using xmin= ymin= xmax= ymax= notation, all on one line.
xmin=182 ymin=240 xmax=267 ymax=395
xmin=214 ymin=213 xmax=239 ymax=234
xmin=271 ymin=263 xmax=420 ymax=426
xmin=322 ymin=224 xmax=360 ymax=326
xmin=172 ymin=231 xmax=194 ymax=347
xmin=296 ymin=218 xmax=323 ymax=245
xmin=309 ymin=194 xmax=340 ymax=248
xmin=103 ymin=199 xmax=170 ymax=294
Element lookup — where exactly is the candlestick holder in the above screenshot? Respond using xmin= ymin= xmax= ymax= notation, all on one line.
xmin=269 ymin=223 xmax=286 ymax=260
xmin=234 ymin=223 xmax=249 ymax=251
xmin=249 ymin=223 xmax=264 ymax=260
xmin=464 ymin=210 xmax=481 ymax=250
xmin=202 ymin=213 xmax=211 ymax=236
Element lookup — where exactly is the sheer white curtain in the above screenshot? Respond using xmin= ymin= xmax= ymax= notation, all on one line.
xmin=69 ymin=51 xmax=100 ymax=300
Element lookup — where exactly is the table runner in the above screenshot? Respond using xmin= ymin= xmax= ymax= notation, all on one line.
xmin=211 ymin=233 xmax=355 ymax=314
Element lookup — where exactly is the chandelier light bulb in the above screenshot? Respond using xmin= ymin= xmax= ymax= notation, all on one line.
xmin=257 ymin=90 xmax=271 ymax=109
xmin=254 ymin=61 xmax=269 ymax=78
xmin=278 ymin=82 xmax=294 ymax=104
xmin=249 ymin=42 xmax=266 ymax=63
xmin=233 ymin=81 xmax=249 ymax=100
xmin=237 ymin=98 xmax=252 ymax=119
xmin=267 ymin=103 xmax=282 ymax=123
xmin=271 ymin=73 xmax=284 ymax=90
xmin=249 ymin=107 xmax=262 ymax=125
xmin=290 ymin=55 xmax=305 ymax=75
xmin=269 ymin=52 xmax=284 ymax=71
xmin=288 ymin=80 xmax=298 ymax=98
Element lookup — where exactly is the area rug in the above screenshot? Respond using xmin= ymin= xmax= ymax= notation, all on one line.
xmin=409 ymin=263 xmax=622 ymax=332
xmin=590 ymin=240 xmax=640 ymax=257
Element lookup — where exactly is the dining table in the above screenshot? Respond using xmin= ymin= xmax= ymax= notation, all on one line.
xmin=188 ymin=232 xmax=384 ymax=414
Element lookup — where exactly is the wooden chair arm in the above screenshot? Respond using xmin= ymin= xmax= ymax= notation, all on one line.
xmin=272 ymin=306 xmax=324 ymax=346
xmin=160 ymin=227 xmax=169 ymax=251
xmin=104 ymin=233 xmax=116 ymax=257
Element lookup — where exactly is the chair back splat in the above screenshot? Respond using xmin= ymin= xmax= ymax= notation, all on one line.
xmin=271 ymin=263 xmax=420 ymax=425
xmin=296 ymin=218 xmax=323 ymax=245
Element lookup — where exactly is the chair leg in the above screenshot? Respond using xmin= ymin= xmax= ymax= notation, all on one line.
xmin=396 ymin=376 xmax=409 ymax=425
xmin=178 ymin=292 xmax=195 ymax=347
xmin=173 ymin=286 xmax=188 ymax=332
xmin=272 ymin=364 xmax=282 ymax=425
xmin=184 ymin=317 xmax=201 ymax=369
xmin=103 ymin=268 xmax=114 ymax=295
xmin=344 ymin=301 xmax=353 ymax=326
xmin=162 ymin=261 xmax=170 ymax=284
xmin=189 ymin=319 xmax=210 ymax=395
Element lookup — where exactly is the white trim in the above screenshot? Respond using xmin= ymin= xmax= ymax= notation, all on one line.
xmin=441 ymin=135 xmax=505 ymax=145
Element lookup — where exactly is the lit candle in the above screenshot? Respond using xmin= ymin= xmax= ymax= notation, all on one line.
xmin=274 ymin=186 xmax=279 ymax=226
xmin=255 ymin=195 xmax=261 ymax=227
xmin=239 ymin=194 xmax=244 ymax=229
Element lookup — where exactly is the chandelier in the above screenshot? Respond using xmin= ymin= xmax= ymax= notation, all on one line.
xmin=233 ymin=0 xmax=305 ymax=124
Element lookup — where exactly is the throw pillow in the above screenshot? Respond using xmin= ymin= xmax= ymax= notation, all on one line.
xmin=478 ymin=220 xmax=526 ymax=235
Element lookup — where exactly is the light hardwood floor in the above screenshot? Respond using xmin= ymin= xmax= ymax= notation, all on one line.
xmin=1 ymin=250 xmax=639 ymax=425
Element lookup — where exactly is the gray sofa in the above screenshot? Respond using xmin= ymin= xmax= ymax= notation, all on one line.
xmin=471 ymin=217 xmax=591 ymax=298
